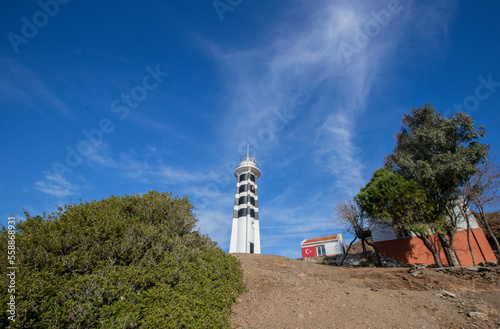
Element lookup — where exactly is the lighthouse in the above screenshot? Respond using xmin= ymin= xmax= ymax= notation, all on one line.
xmin=229 ymin=145 xmax=261 ymax=254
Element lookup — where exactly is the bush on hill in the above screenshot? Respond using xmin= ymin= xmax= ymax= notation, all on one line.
xmin=0 ymin=191 xmax=245 ymax=328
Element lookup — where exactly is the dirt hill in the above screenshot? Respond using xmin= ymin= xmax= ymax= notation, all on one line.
xmin=230 ymin=254 xmax=500 ymax=329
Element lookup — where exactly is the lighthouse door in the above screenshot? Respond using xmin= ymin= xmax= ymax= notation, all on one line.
xmin=250 ymin=242 xmax=254 ymax=254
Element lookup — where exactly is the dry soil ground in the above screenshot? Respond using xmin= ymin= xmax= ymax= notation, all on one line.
xmin=230 ymin=254 xmax=500 ymax=329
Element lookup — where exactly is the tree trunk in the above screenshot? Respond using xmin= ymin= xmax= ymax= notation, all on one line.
xmin=340 ymin=237 xmax=357 ymax=266
xmin=477 ymin=206 xmax=500 ymax=256
xmin=416 ymin=233 xmax=443 ymax=268
xmin=361 ymin=239 xmax=367 ymax=256
xmin=364 ymin=238 xmax=382 ymax=266
xmin=437 ymin=233 xmax=461 ymax=267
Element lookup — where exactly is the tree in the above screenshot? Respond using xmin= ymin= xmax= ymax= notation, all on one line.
xmin=385 ymin=105 xmax=490 ymax=266
xmin=0 ymin=191 xmax=245 ymax=328
xmin=461 ymin=157 xmax=500 ymax=256
xmin=334 ymin=199 xmax=381 ymax=266
xmin=355 ymin=167 xmax=444 ymax=267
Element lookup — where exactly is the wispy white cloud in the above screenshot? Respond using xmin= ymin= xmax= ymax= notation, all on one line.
xmin=115 ymin=156 xmax=202 ymax=186
xmin=78 ymin=142 xmax=202 ymax=186
xmin=315 ymin=112 xmax=365 ymax=196
xmin=34 ymin=172 xmax=78 ymax=197
xmin=84 ymin=141 xmax=117 ymax=168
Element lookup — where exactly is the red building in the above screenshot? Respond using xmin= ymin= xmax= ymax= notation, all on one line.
xmin=371 ymin=207 xmax=496 ymax=266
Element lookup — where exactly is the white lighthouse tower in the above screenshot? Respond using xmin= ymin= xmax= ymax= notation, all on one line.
xmin=229 ymin=145 xmax=261 ymax=254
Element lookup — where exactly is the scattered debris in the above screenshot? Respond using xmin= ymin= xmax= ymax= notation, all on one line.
xmin=433 ymin=264 xmax=500 ymax=283
xmin=467 ymin=312 xmax=488 ymax=320
xmin=302 ymin=251 xmax=402 ymax=267
xmin=441 ymin=290 xmax=456 ymax=298
xmin=409 ymin=264 xmax=428 ymax=277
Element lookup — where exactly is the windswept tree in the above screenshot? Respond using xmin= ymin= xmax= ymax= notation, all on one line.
xmin=385 ymin=105 xmax=489 ymax=266
xmin=334 ymin=199 xmax=381 ymax=265
xmin=355 ymin=167 xmax=444 ymax=267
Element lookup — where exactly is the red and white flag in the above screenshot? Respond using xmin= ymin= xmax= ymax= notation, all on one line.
xmin=302 ymin=246 xmax=317 ymax=258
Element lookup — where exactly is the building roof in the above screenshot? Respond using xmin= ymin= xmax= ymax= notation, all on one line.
xmin=302 ymin=234 xmax=339 ymax=245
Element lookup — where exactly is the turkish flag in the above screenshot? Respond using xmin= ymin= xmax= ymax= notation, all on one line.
xmin=302 ymin=246 xmax=317 ymax=258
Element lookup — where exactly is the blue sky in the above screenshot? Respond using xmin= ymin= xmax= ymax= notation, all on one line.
xmin=1 ymin=0 xmax=499 ymax=258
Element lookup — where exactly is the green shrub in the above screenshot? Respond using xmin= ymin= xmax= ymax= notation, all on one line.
xmin=0 ymin=191 xmax=245 ymax=328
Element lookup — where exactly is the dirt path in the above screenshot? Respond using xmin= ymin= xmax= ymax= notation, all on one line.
xmin=230 ymin=254 xmax=500 ymax=329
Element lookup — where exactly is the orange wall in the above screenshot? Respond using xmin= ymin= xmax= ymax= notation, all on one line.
xmin=374 ymin=228 xmax=497 ymax=266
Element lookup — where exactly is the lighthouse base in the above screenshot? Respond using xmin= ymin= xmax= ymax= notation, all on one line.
xmin=229 ymin=217 xmax=261 ymax=254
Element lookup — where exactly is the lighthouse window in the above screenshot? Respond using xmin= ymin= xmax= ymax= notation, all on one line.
xmin=248 ymin=184 xmax=255 ymax=194
xmin=250 ymin=209 xmax=255 ymax=218
xmin=239 ymin=196 xmax=255 ymax=205
xmin=238 ymin=185 xmax=248 ymax=193
xmin=238 ymin=173 xmax=255 ymax=183
xmin=238 ymin=208 xmax=248 ymax=217
xmin=239 ymin=173 xmax=248 ymax=182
